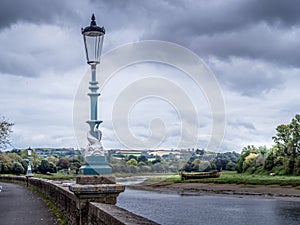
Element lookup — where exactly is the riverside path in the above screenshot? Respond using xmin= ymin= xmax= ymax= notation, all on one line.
xmin=0 ymin=182 xmax=58 ymax=225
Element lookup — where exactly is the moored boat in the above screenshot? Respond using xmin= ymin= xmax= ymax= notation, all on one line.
xmin=179 ymin=170 xmax=220 ymax=180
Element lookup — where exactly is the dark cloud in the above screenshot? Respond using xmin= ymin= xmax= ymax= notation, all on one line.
xmin=0 ymin=0 xmax=299 ymax=91
xmin=141 ymin=0 xmax=300 ymax=37
xmin=131 ymin=0 xmax=300 ymax=68
xmin=0 ymin=0 xmax=80 ymax=29
xmin=247 ymin=0 xmax=300 ymax=26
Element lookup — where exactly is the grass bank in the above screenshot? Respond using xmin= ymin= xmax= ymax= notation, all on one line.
xmin=163 ymin=171 xmax=300 ymax=187
xmin=2 ymin=172 xmax=299 ymax=187
xmin=0 ymin=173 xmax=77 ymax=180
xmin=34 ymin=173 xmax=76 ymax=180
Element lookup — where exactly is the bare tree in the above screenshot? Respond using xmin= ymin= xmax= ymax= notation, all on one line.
xmin=0 ymin=116 xmax=14 ymax=150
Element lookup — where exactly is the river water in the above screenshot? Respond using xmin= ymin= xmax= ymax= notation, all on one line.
xmin=116 ymin=183 xmax=300 ymax=225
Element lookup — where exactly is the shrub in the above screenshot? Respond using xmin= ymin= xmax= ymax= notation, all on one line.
xmin=12 ymin=162 xmax=25 ymax=175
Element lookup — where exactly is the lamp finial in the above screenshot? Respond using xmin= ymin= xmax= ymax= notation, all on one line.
xmin=91 ymin=14 xmax=96 ymax=26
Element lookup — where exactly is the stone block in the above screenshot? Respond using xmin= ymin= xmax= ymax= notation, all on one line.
xmin=76 ymin=175 xmax=116 ymax=185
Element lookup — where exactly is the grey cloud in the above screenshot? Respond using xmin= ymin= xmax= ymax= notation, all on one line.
xmin=0 ymin=0 xmax=79 ymax=29
xmin=207 ymin=57 xmax=286 ymax=96
xmin=0 ymin=0 xmax=86 ymax=77
xmin=0 ymin=23 xmax=83 ymax=77
xmin=191 ymin=22 xmax=300 ymax=68
xmin=229 ymin=120 xmax=256 ymax=131
xmin=134 ymin=0 xmax=300 ymax=67
xmin=246 ymin=0 xmax=300 ymax=26
xmin=144 ymin=0 xmax=300 ymax=37
xmin=2 ymin=0 xmax=300 ymax=77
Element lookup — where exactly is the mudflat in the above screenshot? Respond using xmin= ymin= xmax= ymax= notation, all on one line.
xmin=130 ymin=180 xmax=300 ymax=200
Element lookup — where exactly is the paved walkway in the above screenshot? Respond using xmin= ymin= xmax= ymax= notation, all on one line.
xmin=0 ymin=182 xmax=59 ymax=225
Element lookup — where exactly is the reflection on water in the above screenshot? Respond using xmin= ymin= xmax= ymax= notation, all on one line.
xmin=116 ymin=176 xmax=147 ymax=186
xmin=117 ymin=189 xmax=300 ymax=225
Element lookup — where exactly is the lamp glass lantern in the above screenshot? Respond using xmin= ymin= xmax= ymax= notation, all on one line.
xmin=28 ymin=147 xmax=32 ymax=156
xmin=82 ymin=14 xmax=105 ymax=65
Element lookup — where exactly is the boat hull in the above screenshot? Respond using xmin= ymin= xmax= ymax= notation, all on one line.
xmin=180 ymin=171 xmax=220 ymax=180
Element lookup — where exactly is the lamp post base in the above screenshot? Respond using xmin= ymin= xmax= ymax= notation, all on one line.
xmin=79 ymin=155 xmax=112 ymax=175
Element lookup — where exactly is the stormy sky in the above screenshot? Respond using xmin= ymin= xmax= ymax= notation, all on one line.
xmin=0 ymin=0 xmax=299 ymax=152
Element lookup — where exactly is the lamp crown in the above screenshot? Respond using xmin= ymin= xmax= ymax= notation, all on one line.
xmin=82 ymin=14 xmax=105 ymax=35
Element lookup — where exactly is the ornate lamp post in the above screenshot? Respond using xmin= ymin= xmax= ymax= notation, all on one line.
xmin=69 ymin=16 xmax=124 ymax=221
xmin=79 ymin=14 xmax=112 ymax=175
xmin=26 ymin=147 xmax=33 ymax=177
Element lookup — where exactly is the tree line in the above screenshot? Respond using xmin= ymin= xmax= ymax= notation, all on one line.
xmin=180 ymin=149 xmax=240 ymax=172
xmin=1 ymin=114 xmax=299 ymax=176
xmin=0 ymin=149 xmax=82 ymax=175
xmin=109 ymin=154 xmax=188 ymax=174
xmin=236 ymin=114 xmax=300 ymax=175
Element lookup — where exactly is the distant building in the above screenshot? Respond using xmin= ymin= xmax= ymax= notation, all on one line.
xmin=34 ymin=148 xmax=81 ymax=158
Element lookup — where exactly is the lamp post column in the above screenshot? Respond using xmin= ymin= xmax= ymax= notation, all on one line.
xmin=87 ymin=64 xmax=102 ymax=138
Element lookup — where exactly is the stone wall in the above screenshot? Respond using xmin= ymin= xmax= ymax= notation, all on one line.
xmin=0 ymin=176 xmax=158 ymax=225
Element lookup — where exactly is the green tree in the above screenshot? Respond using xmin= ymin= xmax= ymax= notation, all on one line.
xmin=192 ymin=158 xmax=201 ymax=171
xmin=12 ymin=162 xmax=24 ymax=175
xmin=243 ymin=153 xmax=258 ymax=174
xmin=127 ymin=158 xmax=138 ymax=166
xmin=236 ymin=146 xmax=256 ymax=173
xmin=0 ymin=154 xmax=13 ymax=174
xmin=47 ymin=155 xmax=58 ymax=165
xmin=236 ymin=145 xmax=267 ymax=174
xmin=199 ymin=160 xmax=212 ymax=172
xmin=151 ymin=163 xmax=165 ymax=173
xmin=7 ymin=152 xmax=22 ymax=163
xmin=137 ymin=155 xmax=148 ymax=164
xmin=21 ymin=159 xmax=28 ymax=172
xmin=31 ymin=152 xmax=42 ymax=173
xmin=294 ymin=157 xmax=300 ymax=175
xmin=69 ymin=158 xmax=81 ymax=173
xmin=151 ymin=156 xmax=161 ymax=164
xmin=48 ymin=162 xmax=57 ymax=173
xmin=38 ymin=159 xmax=51 ymax=174
xmin=264 ymin=150 xmax=275 ymax=171
xmin=225 ymin=161 xmax=236 ymax=171
xmin=127 ymin=155 xmax=137 ymax=161
xmin=214 ymin=152 xmax=239 ymax=171
xmin=57 ymin=158 xmax=70 ymax=170
xmin=0 ymin=117 xmax=14 ymax=150
xmin=272 ymin=114 xmax=300 ymax=174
